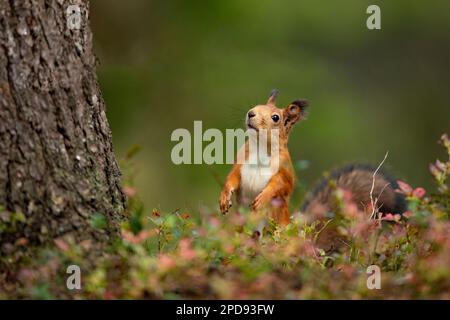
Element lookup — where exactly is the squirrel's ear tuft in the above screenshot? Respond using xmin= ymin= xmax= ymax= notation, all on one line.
xmin=267 ymin=89 xmax=279 ymax=105
xmin=290 ymin=99 xmax=309 ymax=117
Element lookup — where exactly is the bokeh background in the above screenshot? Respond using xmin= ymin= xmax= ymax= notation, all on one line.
xmin=90 ymin=0 xmax=450 ymax=213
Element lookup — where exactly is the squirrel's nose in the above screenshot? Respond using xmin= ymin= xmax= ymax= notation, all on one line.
xmin=247 ymin=111 xmax=256 ymax=119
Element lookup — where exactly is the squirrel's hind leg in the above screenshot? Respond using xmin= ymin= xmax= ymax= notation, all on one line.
xmin=270 ymin=198 xmax=290 ymax=226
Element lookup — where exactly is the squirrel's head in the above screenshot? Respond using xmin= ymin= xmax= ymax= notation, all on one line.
xmin=246 ymin=89 xmax=308 ymax=139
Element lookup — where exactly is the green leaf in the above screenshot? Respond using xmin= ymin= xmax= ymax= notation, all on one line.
xmin=130 ymin=214 xmax=143 ymax=234
xmin=125 ymin=144 xmax=142 ymax=161
xmin=13 ymin=212 xmax=26 ymax=223
xmin=90 ymin=213 xmax=107 ymax=230
xmin=164 ymin=215 xmax=178 ymax=229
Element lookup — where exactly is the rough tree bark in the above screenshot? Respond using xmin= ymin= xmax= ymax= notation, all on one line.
xmin=0 ymin=0 xmax=125 ymax=254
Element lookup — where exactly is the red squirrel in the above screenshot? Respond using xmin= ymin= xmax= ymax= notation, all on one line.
xmin=219 ymin=90 xmax=406 ymax=227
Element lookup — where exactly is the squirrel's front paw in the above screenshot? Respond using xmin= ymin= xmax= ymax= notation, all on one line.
xmin=219 ymin=189 xmax=232 ymax=214
xmin=252 ymin=192 xmax=270 ymax=210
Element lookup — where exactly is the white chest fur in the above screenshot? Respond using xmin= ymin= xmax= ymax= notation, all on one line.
xmin=240 ymin=150 xmax=275 ymax=201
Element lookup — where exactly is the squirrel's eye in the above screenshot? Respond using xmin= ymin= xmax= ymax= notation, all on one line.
xmin=271 ymin=114 xmax=280 ymax=122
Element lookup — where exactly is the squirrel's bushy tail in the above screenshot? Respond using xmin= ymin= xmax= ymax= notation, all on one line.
xmin=301 ymin=164 xmax=407 ymax=216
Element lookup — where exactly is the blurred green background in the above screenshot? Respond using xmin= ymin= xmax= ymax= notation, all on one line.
xmin=90 ymin=0 xmax=450 ymax=213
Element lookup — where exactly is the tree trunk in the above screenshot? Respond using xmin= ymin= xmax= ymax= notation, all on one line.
xmin=0 ymin=0 xmax=125 ymax=253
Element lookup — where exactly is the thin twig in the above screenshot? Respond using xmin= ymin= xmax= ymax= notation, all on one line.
xmin=313 ymin=219 xmax=333 ymax=244
xmin=369 ymin=151 xmax=389 ymax=220
xmin=374 ymin=182 xmax=391 ymax=220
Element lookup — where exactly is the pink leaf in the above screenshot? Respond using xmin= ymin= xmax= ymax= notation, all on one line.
xmin=403 ymin=211 xmax=413 ymax=218
xmin=396 ymin=180 xmax=412 ymax=194
xmin=54 ymin=238 xmax=70 ymax=252
xmin=122 ymin=186 xmax=137 ymax=198
xmin=412 ymin=187 xmax=426 ymax=199
xmin=179 ymin=238 xmax=197 ymax=260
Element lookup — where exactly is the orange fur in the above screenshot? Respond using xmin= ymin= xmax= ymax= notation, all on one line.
xmin=219 ymin=90 xmax=307 ymax=225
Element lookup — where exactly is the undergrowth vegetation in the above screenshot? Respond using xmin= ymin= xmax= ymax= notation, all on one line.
xmin=1 ymin=134 xmax=449 ymax=299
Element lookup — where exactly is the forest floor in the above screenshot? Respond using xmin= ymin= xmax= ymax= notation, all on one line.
xmin=0 ymin=134 xmax=449 ymax=299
